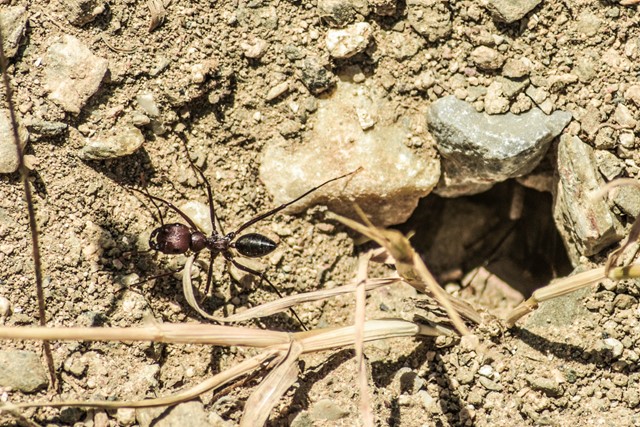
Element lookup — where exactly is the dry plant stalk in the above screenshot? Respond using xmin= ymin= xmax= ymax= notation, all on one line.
xmin=0 ymin=21 xmax=56 ymax=388
xmin=0 ymin=319 xmax=448 ymax=422
xmin=330 ymin=207 xmax=481 ymax=334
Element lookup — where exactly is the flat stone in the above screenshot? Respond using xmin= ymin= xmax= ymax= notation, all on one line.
xmin=484 ymin=0 xmax=542 ymax=23
xmin=0 ymin=6 xmax=27 ymax=58
xmin=427 ymin=96 xmax=571 ymax=197
xmin=406 ymin=0 xmax=451 ymax=42
xmin=0 ymin=109 xmax=29 ymax=173
xmin=526 ymin=281 xmax=594 ymax=327
xmin=44 ymin=35 xmax=109 ymax=114
xmin=80 ymin=125 xmax=144 ymax=160
xmin=553 ymin=135 xmax=624 ymax=259
xmin=594 ymin=149 xmax=623 ymax=181
xmin=0 ymin=350 xmax=49 ymax=393
xmin=259 ymin=80 xmax=440 ymax=226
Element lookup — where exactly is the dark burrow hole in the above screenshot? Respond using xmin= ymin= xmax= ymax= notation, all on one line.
xmin=397 ymin=180 xmax=573 ymax=299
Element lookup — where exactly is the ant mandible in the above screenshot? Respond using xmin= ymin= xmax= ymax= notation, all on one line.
xmin=132 ymin=136 xmax=359 ymax=328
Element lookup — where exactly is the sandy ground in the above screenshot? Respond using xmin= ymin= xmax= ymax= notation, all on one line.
xmin=1 ymin=1 xmax=640 ymax=426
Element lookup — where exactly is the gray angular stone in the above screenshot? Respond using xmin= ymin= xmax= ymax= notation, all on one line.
xmin=484 ymin=0 xmax=542 ymax=23
xmin=0 ymin=6 xmax=27 ymax=59
xmin=406 ymin=0 xmax=451 ymax=42
xmin=260 ymin=80 xmax=440 ymax=226
xmin=595 ymin=149 xmax=623 ymax=181
xmin=0 ymin=350 xmax=49 ymax=392
xmin=553 ymin=135 xmax=624 ymax=259
xmin=44 ymin=35 xmax=109 ymax=114
xmin=612 ymin=185 xmax=640 ymax=218
xmin=427 ymin=96 xmax=571 ymax=197
xmin=0 ymin=109 xmax=29 ymax=173
xmin=80 ymin=125 xmax=144 ymax=160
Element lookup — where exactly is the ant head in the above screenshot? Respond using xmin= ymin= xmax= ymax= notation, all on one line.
xmin=150 ymin=223 xmax=192 ymax=255
xmin=234 ymin=233 xmax=277 ymax=258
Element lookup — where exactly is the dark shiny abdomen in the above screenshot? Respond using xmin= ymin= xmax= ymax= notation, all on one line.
xmin=234 ymin=233 xmax=277 ymax=258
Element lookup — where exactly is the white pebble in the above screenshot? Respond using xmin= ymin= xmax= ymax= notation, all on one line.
xmin=478 ymin=365 xmax=493 ymax=378
xmin=604 ymin=338 xmax=624 ymax=358
xmin=0 ymin=296 xmax=12 ymax=317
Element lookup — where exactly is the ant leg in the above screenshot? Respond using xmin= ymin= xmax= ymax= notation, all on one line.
xmin=231 ymin=168 xmax=361 ymax=236
xmin=198 ymin=253 xmax=218 ymax=305
xmin=129 ymin=187 xmax=201 ymax=232
xmin=177 ymin=135 xmax=222 ymax=234
xmin=226 ymin=255 xmax=307 ymax=331
xmin=139 ymin=173 xmax=165 ymax=226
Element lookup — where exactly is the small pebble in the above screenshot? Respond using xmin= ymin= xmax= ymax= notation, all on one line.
xmin=527 ymin=376 xmax=563 ymax=397
xmin=116 ymin=407 xmax=136 ymax=426
xmin=266 ymin=81 xmax=290 ymax=101
xmin=478 ymin=365 xmax=494 ymax=378
xmin=241 ymin=38 xmax=268 ymax=59
xmin=604 ymin=338 xmax=624 ymax=358
xmin=80 ymin=125 xmax=145 ymax=160
xmin=470 ymin=46 xmax=505 ymax=70
xmin=325 ymin=22 xmax=372 ymax=59
xmin=0 ymin=296 xmax=12 ymax=317
xmin=136 ymin=93 xmax=160 ymax=117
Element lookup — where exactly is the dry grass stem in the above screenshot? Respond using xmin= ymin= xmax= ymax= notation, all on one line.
xmin=183 ymin=253 xmax=397 ymax=321
xmin=354 ymin=254 xmax=374 ymax=427
xmin=241 ymin=342 xmax=302 ymax=427
xmin=147 ymin=0 xmax=167 ymax=32
xmin=0 ymin=22 xmax=56 ymax=388
xmin=331 ymin=208 xmax=480 ymax=334
xmin=505 ymin=267 xmax=606 ymax=326
xmin=0 ymin=319 xmax=446 ymax=418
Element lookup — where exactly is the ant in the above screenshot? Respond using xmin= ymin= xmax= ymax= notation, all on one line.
xmin=131 ymin=136 xmax=359 ymax=329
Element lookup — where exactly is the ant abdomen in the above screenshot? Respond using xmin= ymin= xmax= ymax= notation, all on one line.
xmin=234 ymin=233 xmax=277 ymax=258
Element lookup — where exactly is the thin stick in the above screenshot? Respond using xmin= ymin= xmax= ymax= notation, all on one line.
xmin=354 ymin=254 xmax=374 ymax=427
xmin=0 ymin=20 xmax=56 ymax=389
